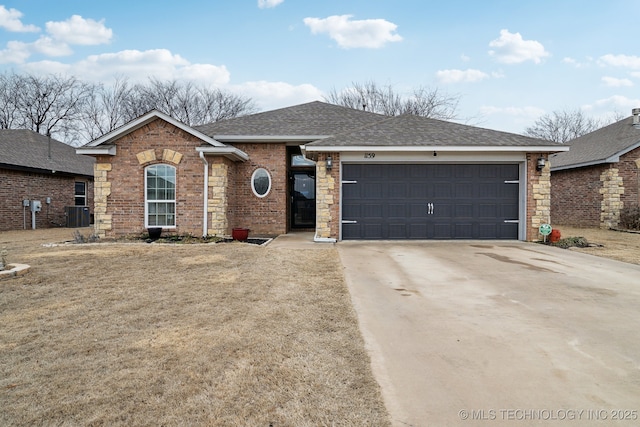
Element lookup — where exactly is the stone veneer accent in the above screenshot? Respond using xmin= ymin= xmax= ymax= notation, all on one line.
xmin=162 ymin=149 xmax=183 ymax=165
xmin=136 ymin=149 xmax=156 ymax=165
xmin=93 ymin=163 xmax=112 ymax=238
xmin=600 ymin=168 xmax=624 ymax=228
xmin=208 ymin=162 xmax=229 ymax=236
xmin=528 ymin=154 xmax=551 ymax=241
xmin=315 ymin=157 xmax=335 ymax=239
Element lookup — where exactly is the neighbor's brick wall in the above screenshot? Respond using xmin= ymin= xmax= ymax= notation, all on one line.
xmin=551 ymin=164 xmax=607 ymax=227
xmin=0 ymin=168 xmax=93 ymax=231
xmin=229 ymin=143 xmax=287 ymax=235
xmin=551 ymin=146 xmax=640 ymax=228
xmin=94 ymin=119 xmax=206 ymax=237
xmin=618 ymin=146 xmax=640 ymax=207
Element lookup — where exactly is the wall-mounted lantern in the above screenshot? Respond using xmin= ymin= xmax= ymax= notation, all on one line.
xmin=326 ymin=155 xmax=333 ymax=170
xmin=537 ymin=156 xmax=546 ymax=171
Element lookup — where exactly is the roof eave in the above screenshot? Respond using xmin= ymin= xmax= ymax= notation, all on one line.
xmin=76 ymin=145 xmax=117 ymax=156
xmin=196 ymin=146 xmax=249 ymax=162
xmin=303 ymin=145 xmax=569 ymax=153
xmin=213 ymin=135 xmax=329 ymax=143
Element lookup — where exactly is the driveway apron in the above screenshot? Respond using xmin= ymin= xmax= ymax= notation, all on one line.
xmin=338 ymin=241 xmax=640 ymax=427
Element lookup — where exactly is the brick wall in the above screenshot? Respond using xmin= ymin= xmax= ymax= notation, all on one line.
xmin=551 ymin=165 xmax=606 ymax=227
xmin=229 ymin=143 xmax=288 ymax=235
xmin=618 ymin=146 xmax=640 ymax=207
xmin=0 ymin=167 xmax=93 ymax=231
xmin=96 ymin=119 xmax=207 ymax=237
xmin=551 ymin=146 xmax=640 ymax=228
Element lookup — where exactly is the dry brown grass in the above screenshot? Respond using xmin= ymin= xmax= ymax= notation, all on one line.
xmin=0 ymin=229 xmax=390 ymax=426
xmin=554 ymin=225 xmax=640 ymax=265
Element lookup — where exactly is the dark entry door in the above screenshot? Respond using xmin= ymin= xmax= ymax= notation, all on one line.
xmin=291 ymin=171 xmax=315 ymax=228
xmin=342 ymin=164 xmax=519 ymax=239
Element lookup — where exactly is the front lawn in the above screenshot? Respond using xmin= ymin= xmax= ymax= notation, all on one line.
xmin=0 ymin=230 xmax=389 ymax=426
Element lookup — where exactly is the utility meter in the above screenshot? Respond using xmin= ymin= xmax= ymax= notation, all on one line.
xmin=30 ymin=200 xmax=42 ymax=212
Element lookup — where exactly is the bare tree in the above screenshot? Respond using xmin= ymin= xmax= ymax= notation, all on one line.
xmin=0 ymin=72 xmax=24 ymax=129
xmin=325 ymin=81 xmax=460 ymax=120
xmin=15 ymin=73 xmax=95 ymax=138
xmin=71 ymin=76 xmax=132 ymax=143
xmin=127 ymin=78 xmax=256 ymax=127
xmin=524 ymin=109 xmax=615 ymax=143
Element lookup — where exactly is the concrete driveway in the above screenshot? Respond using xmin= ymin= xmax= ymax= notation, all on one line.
xmin=338 ymin=241 xmax=640 ymax=427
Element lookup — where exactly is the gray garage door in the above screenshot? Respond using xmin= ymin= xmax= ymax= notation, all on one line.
xmin=342 ymin=164 xmax=519 ymax=239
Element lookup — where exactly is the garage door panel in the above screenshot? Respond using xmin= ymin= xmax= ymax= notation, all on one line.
xmin=455 ymin=204 xmax=474 ymax=218
xmin=342 ymin=164 xmax=519 ymax=240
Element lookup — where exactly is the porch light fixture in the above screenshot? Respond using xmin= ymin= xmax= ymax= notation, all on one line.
xmin=537 ymin=156 xmax=546 ymax=171
xmin=326 ymin=155 xmax=333 ymax=170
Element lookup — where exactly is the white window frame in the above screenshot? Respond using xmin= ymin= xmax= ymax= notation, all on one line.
xmin=251 ymin=167 xmax=272 ymax=198
xmin=145 ymin=164 xmax=177 ymax=228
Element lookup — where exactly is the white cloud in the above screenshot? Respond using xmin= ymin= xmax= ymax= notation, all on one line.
xmin=303 ymin=15 xmax=402 ymax=49
xmin=235 ymin=81 xmax=323 ymax=110
xmin=0 ymin=40 xmax=30 ymax=63
xmin=0 ymin=13 xmax=113 ymax=63
xmin=436 ymin=68 xmax=489 ymax=84
xmin=631 ymin=71 xmax=640 ymax=79
xmin=0 ymin=5 xmax=39 ymax=32
xmin=32 ymin=36 xmax=72 ymax=57
xmin=582 ymin=95 xmax=640 ymax=112
xmin=488 ymin=29 xmax=549 ymax=64
xmin=22 ymin=49 xmax=231 ymax=85
xmin=601 ymin=76 xmax=633 ymax=87
xmin=599 ymin=54 xmax=640 ymax=70
xmin=46 ymin=15 xmax=112 ymax=45
xmin=460 ymin=54 xmax=470 ymax=62
xmin=480 ymin=105 xmax=546 ymax=118
xmin=258 ymin=0 xmax=284 ymax=9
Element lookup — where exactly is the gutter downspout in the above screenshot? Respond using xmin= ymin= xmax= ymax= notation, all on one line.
xmin=199 ymin=151 xmax=208 ymax=237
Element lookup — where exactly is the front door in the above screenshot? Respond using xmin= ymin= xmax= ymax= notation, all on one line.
xmin=291 ymin=171 xmax=315 ymax=228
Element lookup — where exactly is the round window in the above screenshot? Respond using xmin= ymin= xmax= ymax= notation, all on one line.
xmin=251 ymin=168 xmax=271 ymax=198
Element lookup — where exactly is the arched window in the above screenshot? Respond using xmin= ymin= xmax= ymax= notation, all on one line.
xmin=145 ymin=164 xmax=176 ymax=227
xmin=251 ymin=168 xmax=271 ymax=198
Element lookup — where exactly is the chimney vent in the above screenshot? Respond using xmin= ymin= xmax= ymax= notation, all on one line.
xmin=633 ymin=108 xmax=640 ymax=126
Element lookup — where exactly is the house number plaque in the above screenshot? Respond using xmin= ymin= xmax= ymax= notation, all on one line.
xmin=364 ymin=152 xmax=376 ymax=158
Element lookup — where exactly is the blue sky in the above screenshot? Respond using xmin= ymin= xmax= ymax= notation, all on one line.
xmin=1 ymin=0 xmax=639 ymax=134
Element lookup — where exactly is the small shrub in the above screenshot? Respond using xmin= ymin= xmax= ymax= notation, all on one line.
xmin=72 ymin=230 xmax=99 ymax=244
xmin=552 ymin=236 xmax=590 ymax=249
xmin=620 ymin=204 xmax=640 ymax=230
xmin=0 ymin=246 xmax=8 ymax=271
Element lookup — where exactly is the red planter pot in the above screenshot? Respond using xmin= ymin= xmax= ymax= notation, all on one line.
xmin=232 ymin=228 xmax=249 ymax=241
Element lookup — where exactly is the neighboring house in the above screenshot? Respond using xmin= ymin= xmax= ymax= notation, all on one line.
xmin=0 ymin=130 xmax=95 ymax=231
xmin=551 ymin=109 xmax=640 ymax=228
xmin=76 ymin=101 xmax=566 ymax=242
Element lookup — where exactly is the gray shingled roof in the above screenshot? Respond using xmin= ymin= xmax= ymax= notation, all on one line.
xmin=0 ymin=129 xmax=94 ymax=176
xmin=195 ymin=101 xmax=387 ymax=138
xmin=307 ymin=113 xmax=563 ymax=147
xmin=551 ymin=116 xmax=640 ymax=170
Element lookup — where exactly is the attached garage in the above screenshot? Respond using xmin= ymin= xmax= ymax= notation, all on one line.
xmin=341 ymin=163 xmax=520 ymax=239
xmin=303 ymin=113 xmax=568 ymax=242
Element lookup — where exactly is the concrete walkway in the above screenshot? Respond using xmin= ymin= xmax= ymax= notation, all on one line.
xmin=338 ymin=241 xmax=640 ymax=427
xmin=268 ymin=232 xmax=334 ymax=250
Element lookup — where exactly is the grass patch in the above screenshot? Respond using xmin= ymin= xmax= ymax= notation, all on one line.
xmin=0 ymin=234 xmax=389 ymax=426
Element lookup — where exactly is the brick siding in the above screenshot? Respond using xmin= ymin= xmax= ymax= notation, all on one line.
xmin=0 ymin=167 xmax=93 ymax=231
xmin=228 ymin=143 xmax=288 ymax=235
xmin=551 ymin=146 xmax=640 ymax=227
xmin=97 ymin=119 xmax=206 ymax=237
